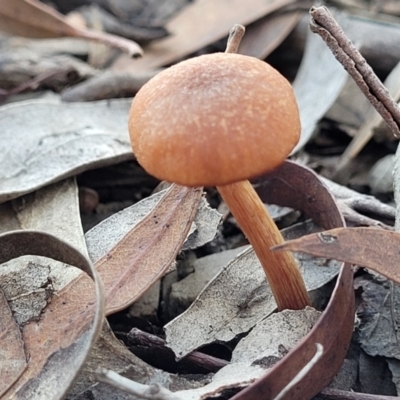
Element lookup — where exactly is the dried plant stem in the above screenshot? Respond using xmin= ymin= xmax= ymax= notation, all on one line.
xmin=218 ymin=182 xmax=310 ymax=310
xmin=309 ymin=6 xmax=400 ymax=138
xmin=127 ymin=328 xmax=228 ymax=372
xmin=318 ymin=387 xmax=399 ymax=400
xmin=95 ymin=368 xmax=182 ymax=400
xmin=225 ymin=24 xmax=245 ymax=53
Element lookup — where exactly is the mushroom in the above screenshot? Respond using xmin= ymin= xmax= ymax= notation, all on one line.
xmin=128 ymin=52 xmax=309 ymax=311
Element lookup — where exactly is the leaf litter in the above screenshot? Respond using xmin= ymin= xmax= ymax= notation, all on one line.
xmin=3 ymin=1 xmax=400 ymax=399
xmin=0 ymin=176 xmax=221 ymax=398
xmin=0 ymin=0 xmax=143 ymax=57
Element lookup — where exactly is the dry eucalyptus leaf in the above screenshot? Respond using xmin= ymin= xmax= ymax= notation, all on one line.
xmin=274 ymin=227 xmax=400 ymax=284
xmin=395 ymin=146 xmax=400 ymax=231
xmin=335 ymin=61 xmax=400 ymax=176
xmin=10 ymin=178 xmax=87 ymax=253
xmin=165 ymin=247 xmax=275 ymax=359
xmin=94 ymin=309 xmax=321 ymax=400
xmin=165 ymin=242 xmax=340 ymax=359
xmin=231 ymin=308 xmax=321 ymax=366
xmin=112 ymin=0 xmax=296 ymax=71
xmin=166 ymin=161 xmax=344 ymax=359
xmin=0 ymin=178 xmax=88 ymax=326
xmin=0 ymin=289 xmax=26 ymax=397
xmin=0 ymin=0 xmax=143 ymax=57
xmin=182 ymin=197 xmax=222 ymax=251
xmin=292 ymin=24 xmax=350 ymax=153
xmin=387 ymin=359 xmax=400 ymax=395
xmin=67 ymin=322 xmax=158 ymax=399
xmin=94 ymin=184 xmax=203 ymax=315
xmin=0 ymin=259 xmax=52 ymax=325
xmin=239 ymin=10 xmax=302 ymax=59
xmin=357 ymin=276 xmax=400 ymax=360
xmin=70 ymin=324 xmax=210 ymax=399
xmin=0 ymin=231 xmax=104 ymax=400
xmin=85 ymin=188 xmax=221 ymax=263
xmin=0 ymin=98 xmax=133 ymax=203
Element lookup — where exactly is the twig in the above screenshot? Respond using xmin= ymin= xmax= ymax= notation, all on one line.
xmin=309 ymin=6 xmax=400 ymax=138
xmin=127 ymin=328 xmax=228 ymax=372
xmin=95 ymin=368 xmax=183 ymax=400
xmin=225 ymin=24 xmax=245 ymax=54
xmin=273 ymin=343 xmax=324 ymax=400
xmin=321 ymin=177 xmax=395 ymax=228
xmin=318 ymin=387 xmax=399 ymax=399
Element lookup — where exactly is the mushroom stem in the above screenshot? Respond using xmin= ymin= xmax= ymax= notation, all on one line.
xmin=217 ymin=180 xmax=310 ymax=311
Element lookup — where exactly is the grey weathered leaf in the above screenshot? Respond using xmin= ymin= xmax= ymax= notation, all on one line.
xmin=357 ymin=277 xmax=400 ymax=360
xmin=164 ymin=239 xmax=339 ymax=359
xmin=91 ymin=309 xmax=321 ymax=400
xmin=292 ymin=25 xmax=349 ymax=153
xmin=0 ymin=98 xmax=133 ymax=203
xmin=0 ymin=289 xmax=26 ymax=397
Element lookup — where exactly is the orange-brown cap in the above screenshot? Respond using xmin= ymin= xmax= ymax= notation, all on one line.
xmin=128 ymin=53 xmax=300 ymax=187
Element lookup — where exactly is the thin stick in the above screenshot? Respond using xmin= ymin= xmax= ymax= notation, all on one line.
xmin=126 ymin=328 xmax=228 ymax=372
xmin=309 ymin=6 xmax=400 ymax=138
xmin=319 ymin=387 xmax=399 ymax=400
xmin=95 ymin=368 xmax=183 ymax=400
xmin=225 ymin=24 xmax=245 ymax=54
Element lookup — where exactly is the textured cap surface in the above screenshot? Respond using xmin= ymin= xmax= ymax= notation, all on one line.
xmin=128 ymin=53 xmax=300 ymax=187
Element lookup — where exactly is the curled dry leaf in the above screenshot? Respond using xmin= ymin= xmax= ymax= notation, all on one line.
xmin=274 ymin=227 xmax=400 ymax=284
xmin=94 ymin=184 xmax=203 ymax=315
xmin=0 ymin=0 xmax=143 ymax=57
xmin=0 ymin=230 xmax=104 ymax=399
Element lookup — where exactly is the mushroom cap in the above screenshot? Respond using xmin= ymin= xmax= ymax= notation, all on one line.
xmin=128 ymin=53 xmax=300 ymax=187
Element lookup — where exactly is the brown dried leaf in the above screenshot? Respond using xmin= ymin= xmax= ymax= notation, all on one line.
xmin=86 ymin=188 xmax=221 ymax=263
xmin=95 ymin=184 xmax=202 ymax=315
xmin=274 ymin=227 xmax=400 ymax=284
xmin=112 ymin=0 xmax=296 ymax=71
xmin=0 ymin=289 xmax=26 ymax=397
xmin=0 ymin=0 xmax=143 ymax=57
xmin=0 ymin=230 xmax=104 ymax=399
